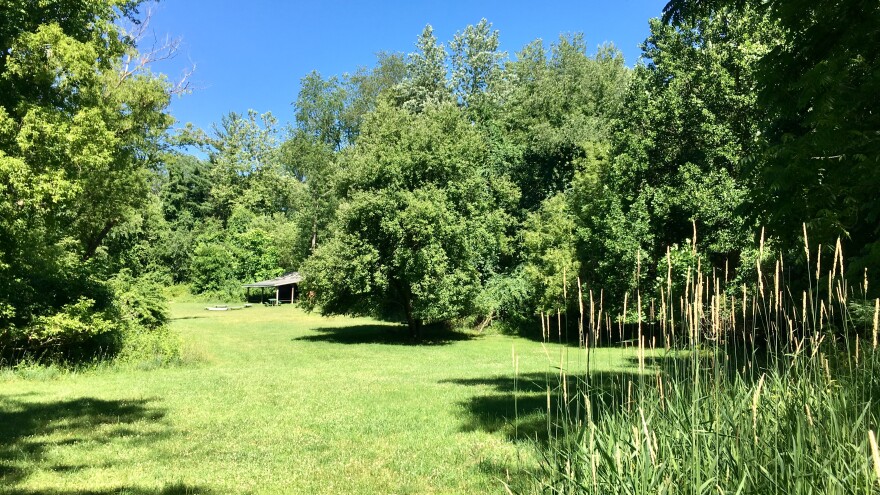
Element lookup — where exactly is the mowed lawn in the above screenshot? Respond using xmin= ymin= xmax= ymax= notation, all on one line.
xmin=1 ymin=304 xmax=638 ymax=494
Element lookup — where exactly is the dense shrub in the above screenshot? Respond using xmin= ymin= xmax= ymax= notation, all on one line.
xmin=189 ymin=242 xmax=239 ymax=295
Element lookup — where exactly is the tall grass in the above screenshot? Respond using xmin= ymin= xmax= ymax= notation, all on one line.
xmin=525 ymin=228 xmax=880 ymax=494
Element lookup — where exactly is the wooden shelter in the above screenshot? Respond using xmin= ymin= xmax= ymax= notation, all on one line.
xmin=243 ymin=272 xmax=302 ymax=305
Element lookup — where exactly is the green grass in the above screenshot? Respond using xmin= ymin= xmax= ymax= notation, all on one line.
xmin=0 ymin=303 xmax=641 ymax=494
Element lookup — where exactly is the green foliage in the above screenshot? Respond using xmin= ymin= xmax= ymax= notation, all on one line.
xmin=662 ymin=0 xmax=880 ymax=290
xmin=752 ymin=0 xmax=880 ymax=285
xmin=577 ymin=6 xmax=776 ymax=309
xmin=473 ymin=268 xmax=535 ymax=331
xmin=0 ymin=0 xmax=173 ymax=358
xmin=522 ymin=194 xmax=580 ymax=314
xmin=535 ymin=352 xmax=880 ymax=494
xmin=25 ymin=298 xmax=116 ymax=350
xmin=502 ymin=35 xmax=630 ymax=212
xmin=189 ymin=241 xmax=239 ymax=297
xmin=449 ymin=18 xmax=505 ymax=119
xmin=303 ymin=101 xmax=516 ymax=336
xmin=115 ymin=324 xmax=182 ymax=369
xmin=394 ymin=24 xmax=453 ymax=113
xmin=108 ymin=270 xmax=169 ymax=331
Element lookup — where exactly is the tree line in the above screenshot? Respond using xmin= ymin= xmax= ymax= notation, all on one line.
xmin=1 ymin=0 xmax=876 ymax=355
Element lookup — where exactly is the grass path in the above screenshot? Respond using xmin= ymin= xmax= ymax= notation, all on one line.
xmin=1 ymin=304 xmax=636 ymax=494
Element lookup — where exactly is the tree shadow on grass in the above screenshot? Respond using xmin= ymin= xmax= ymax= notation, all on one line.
xmin=294 ymin=324 xmax=475 ymax=346
xmin=168 ymin=315 xmax=207 ymax=321
xmin=446 ymin=345 xmax=778 ymax=447
xmin=441 ymin=370 xmax=648 ymax=491
xmin=4 ymin=482 xmax=212 ymax=494
xmin=443 ymin=367 xmax=686 ymax=444
xmin=0 ymin=395 xmax=208 ymax=493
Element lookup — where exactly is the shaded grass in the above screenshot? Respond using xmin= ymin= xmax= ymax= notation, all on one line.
xmin=296 ymin=324 xmax=473 ymax=345
xmin=0 ymin=303 xmax=643 ymax=494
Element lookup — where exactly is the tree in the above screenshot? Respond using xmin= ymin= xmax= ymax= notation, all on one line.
xmin=521 ymin=194 xmax=580 ymax=314
xmin=340 ymin=52 xmax=408 ymax=145
xmin=294 ymin=71 xmax=347 ymax=150
xmin=302 ymin=101 xmax=516 ymax=337
xmin=395 ymin=25 xmax=452 ymax=113
xmin=663 ymin=0 xmax=880 ymax=286
xmin=449 ymin=18 xmax=505 ymax=119
xmin=197 ymin=110 xmax=293 ymax=224
xmin=588 ymin=6 xmax=776 ymax=302
xmin=501 ymin=35 xmax=630 ymax=212
xmin=0 ymin=0 xmax=173 ymax=350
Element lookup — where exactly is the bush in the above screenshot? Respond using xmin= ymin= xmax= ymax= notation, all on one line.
xmin=116 ymin=325 xmax=183 ymax=369
xmin=16 ymin=297 xmax=121 ymax=362
xmin=189 ymin=242 xmax=239 ymax=294
xmin=109 ymin=270 xmax=170 ymax=330
xmin=1 ymin=271 xmax=181 ymax=366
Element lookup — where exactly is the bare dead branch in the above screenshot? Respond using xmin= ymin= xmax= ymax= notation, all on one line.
xmin=115 ymin=2 xmax=195 ymax=96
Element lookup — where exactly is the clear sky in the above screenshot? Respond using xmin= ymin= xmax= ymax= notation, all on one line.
xmin=147 ymin=0 xmax=668 ymax=133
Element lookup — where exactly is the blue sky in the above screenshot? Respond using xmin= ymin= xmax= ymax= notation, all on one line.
xmin=147 ymin=1 xmax=668 ymax=133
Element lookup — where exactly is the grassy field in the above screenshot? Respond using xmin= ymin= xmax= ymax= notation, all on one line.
xmin=0 ymin=303 xmax=639 ymax=494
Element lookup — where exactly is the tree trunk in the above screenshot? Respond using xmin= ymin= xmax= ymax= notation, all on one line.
xmin=402 ymin=295 xmax=422 ymax=340
xmin=82 ymin=220 xmax=117 ymax=262
xmin=310 ymin=200 xmax=318 ymax=252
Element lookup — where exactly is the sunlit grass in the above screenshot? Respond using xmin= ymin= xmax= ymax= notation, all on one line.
xmin=1 ymin=303 xmax=641 ymax=494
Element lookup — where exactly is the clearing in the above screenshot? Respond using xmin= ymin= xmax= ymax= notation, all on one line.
xmin=1 ymin=303 xmax=637 ymax=494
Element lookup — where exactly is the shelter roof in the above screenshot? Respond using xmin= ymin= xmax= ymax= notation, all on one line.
xmin=242 ymin=272 xmax=302 ymax=288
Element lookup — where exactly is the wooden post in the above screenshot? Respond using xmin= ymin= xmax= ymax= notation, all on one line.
xmin=275 ymin=287 xmax=280 ymax=306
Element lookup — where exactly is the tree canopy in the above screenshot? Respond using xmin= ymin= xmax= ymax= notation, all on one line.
xmin=0 ymin=0 xmax=173 ymax=354
xmin=4 ymin=2 xmax=877 ymax=352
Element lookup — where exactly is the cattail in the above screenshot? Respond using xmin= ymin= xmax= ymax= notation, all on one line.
xmin=873 ymin=298 xmax=879 ymax=349
xmin=803 ymin=223 xmax=810 ymax=266
xmin=638 ymin=291 xmax=643 ymax=371
xmin=752 ymin=373 xmax=765 ymax=443
xmin=615 ymin=444 xmax=623 ymax=477
xmin=563 ymin=266 xmax=568 ymax=305
xmin=639 ymin=407 xmax=656 ymax=466
xmin=632 ymin=424 xmax=640 ymax=455
xmin=557 ymin=309 xmax=561 ymax=340
xmin=591 ymin=451 xmax=598 ymax=492
xmin=546 ymin=385 xmax=551 ymax=417
xmin=657 ymin=372 xmax=665 ymax=410
xmin=774 ymin=259 xmax=781 ymax=313
xmin=637 ymin=248 xmax=641 ymax=286
xmin=759 ymin=226 xmax=765 ymax=260
xmin=577 ymin=277 xmax=584 ymax=346
xmin=870 ymin=430 xmax=880 ymax=484
xmin=856 ymin=335 xmax=860 ymax=365
xmin=802 ymin=290 xmax=808 ymax=330
xmin=837 ymin=238 xmax=844 ymax=278
xmin=757 ymin=258 xmax=765 ymax=301
xmin=823 ymin=356 xmax=831 ymax=384
xmin=627 ymin=380 xmax=632 ymax=413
